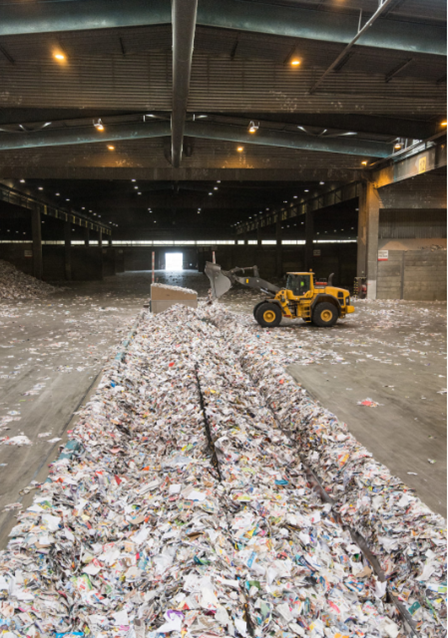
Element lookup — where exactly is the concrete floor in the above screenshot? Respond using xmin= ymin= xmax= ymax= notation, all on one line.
xmin=0 ymin=270 xmax=446 ymax=548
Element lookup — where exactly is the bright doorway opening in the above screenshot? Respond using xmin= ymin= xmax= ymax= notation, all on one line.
xmin=165 ymin=252 xmax=183 ymax=271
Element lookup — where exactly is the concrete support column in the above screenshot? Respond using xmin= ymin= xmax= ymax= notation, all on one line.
xmin=357 ymin=182 xmax=381 ymax=299
xmin=108 ymin=237 xmax=113 ymax=247
xmin=243 ymin=231 xmax=248 ymax=246
xmin=98 ymin=229 xmax=103 ymax=248
xmin=64 ymin=220 xmax=72 ymax=281
xmin=84 ymin=226 xmax=90 ymax=247
xmin=257 ymin=224 xmax=262 ymax=246
xmin=275 ymin=216 xmax=282 ymax=277
xmin=305 ymin=210 xmax=314 ymax=272
xmin=31 ymin=206 xmax=43 ymax=280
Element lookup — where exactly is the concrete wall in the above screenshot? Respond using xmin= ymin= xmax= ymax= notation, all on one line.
xmin=0 ymin=243 xmax=104 ymax=281
xmin=0 ymin=243 xmax=34 ymax=275
xmin=376 ymin=208 xmax=447 ymax=300
xmin=377 ymin=249 xmax=447 ymax=301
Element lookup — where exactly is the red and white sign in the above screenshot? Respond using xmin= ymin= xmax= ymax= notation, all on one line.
xmin=378 ymin=250 xmax=389 ymax=261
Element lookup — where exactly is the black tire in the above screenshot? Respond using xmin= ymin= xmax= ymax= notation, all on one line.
xmin=312 ymin=302 xmax=338 ymax=327
xmin=253 ymin=301 xmax=266 ymax=319
xmin=255 ymin=302 xmax=282 ymax=328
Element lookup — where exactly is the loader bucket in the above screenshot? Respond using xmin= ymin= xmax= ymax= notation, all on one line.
xmin=205 ymin=261 xmax=232 ymax=299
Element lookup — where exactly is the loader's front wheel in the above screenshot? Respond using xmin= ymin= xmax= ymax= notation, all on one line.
xmin=313 ymin=302 xmax=338 ymax=327
xmin=255 ymin=303 xmax=282 ymax=328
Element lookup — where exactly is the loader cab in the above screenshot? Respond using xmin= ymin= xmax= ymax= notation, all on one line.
xmin=286 ymin=273 xmax=314 ymax=297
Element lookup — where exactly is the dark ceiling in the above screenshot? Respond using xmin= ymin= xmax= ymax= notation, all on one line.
xmin=0 ymin=0 xmax=446 ymax=240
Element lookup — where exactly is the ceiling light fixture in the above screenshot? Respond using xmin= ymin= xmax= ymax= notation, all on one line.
xmin=94 ymin=118 xmax=105 ymax=132
xmin=53 ymin=51 xmax=66 ymax=62
xmin=441 ymin=121 xmax=447 ymax=126
xmin=237 ymin=146 xmax=244 ymax=152
xmin=394 ymin=143 xmax=402 ymax=150
xmin=290 ymin=58 xmax=301 ymax=67
xmin=107 ymin=145 xmax=115 ymax=151
xmin=19 ymin=179 xmax=25 ymax=183
xmin=248 ymin=121 xmax=259 ymax=134
xmin=319 ymin=181 xmax=325 ymax=185
xmin=362 ymin=160 xmax=368 ymax=166
xmin=38 ymin=187 xmax=43 ymax=191
xmin=304 ymin=189 xmax=309 ymax=193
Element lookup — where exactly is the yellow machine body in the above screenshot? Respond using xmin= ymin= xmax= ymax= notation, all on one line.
xmin=272 ymin=272 xmax=355 ymax=322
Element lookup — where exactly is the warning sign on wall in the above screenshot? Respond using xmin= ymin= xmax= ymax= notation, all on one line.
xmin=24 ymin=250 xmax=33 ymax=258
xmin=378 ymin=250 xmax=389 ymax=261
xmin=313 ymin=249 xmax=321 ymax=257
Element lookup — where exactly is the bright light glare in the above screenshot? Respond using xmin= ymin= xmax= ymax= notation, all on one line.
xmin=165 ymin=252 xmax=183 ymax=271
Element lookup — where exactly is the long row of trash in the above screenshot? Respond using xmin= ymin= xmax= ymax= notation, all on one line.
xmin=0 ymin=302 xmax=445 ymax=638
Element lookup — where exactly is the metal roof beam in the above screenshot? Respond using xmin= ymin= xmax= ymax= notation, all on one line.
xmin=372 ymin=139 xmax=447 ymax=187
xmin=0 ymin=121 xmax=170 ymax=151
xmin=0 ymin=119 xmax=391 ymax=157
xmin=183 ymin=122 xmax=392 ymax=158
xmin=0 ymin=0 xmax=444 ymax=57
xmin=171 ymin=0 xmax=198 ymax=168
xmin=309 ymin=0 xmax=399 ymax=94
xmin=0 ymin=181 xmax=112 ymax=234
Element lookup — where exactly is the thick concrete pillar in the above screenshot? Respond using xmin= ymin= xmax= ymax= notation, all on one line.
xmin=305 ymin=210 xmax=314 ymax=272
xmin=64 ymin=220 xmax=72 ymax=280
xmin=357 ymin=182 xmax=381 ymax=299
xmin=257 ymin=224 xmax=262 ymax=246
xmin=31 ymin=206 xmax=43 ymax=280
xmin=84 ymin=226 xmax=90 ymax=247
xmin=275 ymin=216 xmax=282 ymax=277
xmin=108 ymin=237 xmax=113 ymax=247
xmin=243 ymin=231 xmax=248 ymax=246
xmin=98 ymin=229 xmax=103 ymax=248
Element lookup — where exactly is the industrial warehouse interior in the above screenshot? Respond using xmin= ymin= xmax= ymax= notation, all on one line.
xmin=0 ymin=0 xmax=447 ymax=637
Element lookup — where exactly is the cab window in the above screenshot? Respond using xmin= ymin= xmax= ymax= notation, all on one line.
xmin=286 ymin=274 xmax=311 ymax=296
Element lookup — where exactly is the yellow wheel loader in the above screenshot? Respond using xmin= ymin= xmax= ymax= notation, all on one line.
xmin=205 ymin=262 xmax=355 ymax=328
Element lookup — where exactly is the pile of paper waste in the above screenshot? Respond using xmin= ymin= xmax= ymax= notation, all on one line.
xmin=0 ymin=302 xmax=445 ymax=638
xmin=0 ymin=260 xmax=58 ymax=300
xmin=151 ymin=283 xmax=198 ymax=295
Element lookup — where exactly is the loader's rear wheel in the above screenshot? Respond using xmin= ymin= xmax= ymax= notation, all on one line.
xmin=253 ymin=301 xmax=265 ymax=319
xmin=313 ymin=302 xmax=338 ymax=327
xmin=255 ymin=303 xmax=282 ymax=328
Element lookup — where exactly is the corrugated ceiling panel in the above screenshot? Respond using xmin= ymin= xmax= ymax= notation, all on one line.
xmin=0 ymin=51 xmax=444 ymax=115
xmin=0 ymin=54 xmax=172 ymax=109
xmin=188 ymin=55 xmax=446 ymax=115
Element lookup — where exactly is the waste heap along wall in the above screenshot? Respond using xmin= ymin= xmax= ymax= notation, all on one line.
xmin=0 ymin=303 xmax=445 ymax=638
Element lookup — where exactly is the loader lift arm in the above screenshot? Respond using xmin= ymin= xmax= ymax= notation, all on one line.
xmin=205 ymin=262 xmax=280 ymax=299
